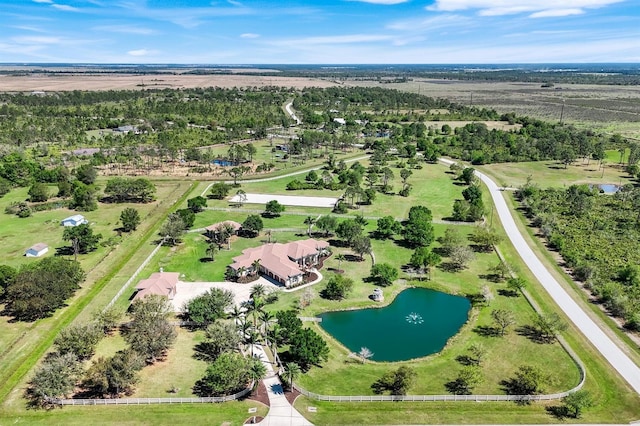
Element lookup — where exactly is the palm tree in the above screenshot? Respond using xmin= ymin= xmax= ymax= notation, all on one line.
xmin=248 ymin=358 xmax=267 ymax=394
xmin=304 ymin=216 xmax=316 ymax=237
xmin=259 ymin=310 xmax=275 ymax=336
xmin=282 ymin=362 xmax=302 ymax=390
xmin=229 ymin=305 xmax=244 ymax=324
xmin=336 ymin=253 xmax=345 ymax=272
xmin=246 ymin=329 xmax=261 ymax=357
xmin=251 ymin=259 xmax=262 ymax=277
xmin=235 ymin=189 xmax=247 ymax=207
xmin=206 ymin=242 xmax=217 ymax=262
xmin=250 ymin=282 xmax=266 ymax=300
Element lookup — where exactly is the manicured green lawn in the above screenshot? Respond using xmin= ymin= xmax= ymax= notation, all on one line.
xmin=0 ymin=402 xmax=268 ymax=425
xmin=266 ymin=224 xmax=580 ymax=396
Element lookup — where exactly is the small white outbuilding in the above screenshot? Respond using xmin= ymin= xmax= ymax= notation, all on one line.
xmin=25 ymin=243 xmax=49 ymax=257
xmin=61 ymin=214 xmax=88 ymax=227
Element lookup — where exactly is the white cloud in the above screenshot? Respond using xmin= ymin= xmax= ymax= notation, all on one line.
xmin=427 ymin=0 xmax=624 ymax=16
xmin=12 ymin=36 xmax=61 ymax=44
xmin=33 ymin=0 xmax=53 ymax=3
xmin=530 ymin=8 xmax=584 ymax=18
xmin=277 ymin=34 xmax=394 ymax=46
xmin=349 ymin=0 xmax=409 ymax=4
xmin=387 ymin=14 xmax=471 ymax=31
xmin=240 ymin=33 xmax=260 ymax=39
xmin=127 ymin=49 xmax=159 ymax=57
xmin=51 ymin=4 xmax=81 ymax=12
xmin=10 ymin=25 xmax=47 ymax=33
xmin=93 ymin=25 xmax=156 ymax=35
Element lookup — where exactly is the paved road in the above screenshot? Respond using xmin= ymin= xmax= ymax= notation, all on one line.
xmin=440 ymin=158 xmax=640 ymax=394
xmin=285 ymin=101 xmax=302 ymax=125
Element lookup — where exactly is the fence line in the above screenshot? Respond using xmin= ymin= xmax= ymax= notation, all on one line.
xmin=291 ymin=382 xmax=581 ymax=402
xmin=105 ymin=238 xmax=166 ymax=310
xmin=49 ymin=385 xmax=252 ymax=406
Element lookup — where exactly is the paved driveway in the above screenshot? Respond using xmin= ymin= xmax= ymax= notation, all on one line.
xmin=171 ymin=277 xmax=281 ymax=312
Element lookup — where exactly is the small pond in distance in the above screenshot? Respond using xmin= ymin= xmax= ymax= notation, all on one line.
xmin=319 ymin=288 xmax=471 ymax=362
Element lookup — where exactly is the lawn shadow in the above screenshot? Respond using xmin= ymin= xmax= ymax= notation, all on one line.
xmin=516 ymin=325 xmax=550 ymax=344
xmin=546 ymin=405 xmax=570 ymax=420
xmin=198 ymin=257 xmax=213 ymax=263
xmin=473 ymin=325 xmax=500 ymax=337
xmin=497 ymin=289 xmax=519 ymax=297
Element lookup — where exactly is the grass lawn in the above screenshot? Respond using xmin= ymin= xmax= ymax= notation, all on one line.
xmin=0 ymin=402 xmax=268 ymax=425
xmin=476 ymin=158 xmax=633 ymax=189
xmin=0 ymin=181 xmax=184 ymax=269
xmin=133 ymin=328 xmax=208 ymax=398
xmin=0 ymin=180 xmax=195 ymax=408
xmin=266 ymin=224 xmax=580 ymax=396
xmin=224 ymin=160 xmax=464 ymax=221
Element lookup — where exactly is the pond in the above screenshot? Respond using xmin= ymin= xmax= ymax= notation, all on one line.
xmin=595 ymin=183 xmax=619 ymax=194
xmin=318 ymin=288 xmax=471 ymax=362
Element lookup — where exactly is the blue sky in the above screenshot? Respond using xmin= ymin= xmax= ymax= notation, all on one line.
xmin=0 ymin=0 xmax=638 ymax=64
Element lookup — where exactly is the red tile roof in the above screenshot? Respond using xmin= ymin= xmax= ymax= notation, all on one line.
xmin=134 ymin=271 xmax=180 ymax=301
xmin=230 ymin=239 xmax=328 ymax=279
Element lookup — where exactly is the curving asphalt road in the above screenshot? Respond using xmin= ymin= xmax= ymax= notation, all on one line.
xmin=441 ymin=158 xmax=640 ymax=394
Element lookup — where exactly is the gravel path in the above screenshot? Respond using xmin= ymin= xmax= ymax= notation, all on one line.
xmin=439 ymin=158 xmax=640 ymax=394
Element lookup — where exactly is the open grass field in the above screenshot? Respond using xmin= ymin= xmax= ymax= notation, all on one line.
xmin=354 ymin=79 xmax=640 ymax=138
xmin=0 ymin=181 xmax=183 ymax=268
xmin=0 ymin=72 xmax=337 ymax=92
xmin=476 ymin=158 xmax=634 ymax=189
xmin=0 ymin=180 xmax=195 ymax=412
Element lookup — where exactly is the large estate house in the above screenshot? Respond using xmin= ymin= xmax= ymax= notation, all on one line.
xmin=230 ymin=239 xmax=329 ymax=287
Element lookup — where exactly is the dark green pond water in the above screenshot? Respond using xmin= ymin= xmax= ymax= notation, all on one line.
xmin=318 ymin=288 xmax=471 ymax=362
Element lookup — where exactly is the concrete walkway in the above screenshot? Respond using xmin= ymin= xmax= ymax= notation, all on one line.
xmin=253 ymin=345 xmax=312 ymax=426
xmin=440 ymin=158 xmax=640 ymax=394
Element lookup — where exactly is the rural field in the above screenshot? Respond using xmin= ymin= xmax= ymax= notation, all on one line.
xmin=0 ymin=72 xmax=337 ymax=92
xmin=0 ymin=72 xmax=639 ymax=425
xmin=351 ymin=79 xmax=640 ymax=137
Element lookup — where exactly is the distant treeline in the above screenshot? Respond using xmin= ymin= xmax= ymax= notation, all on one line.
xmin=3 ymin=64 xmax=640 ymax=85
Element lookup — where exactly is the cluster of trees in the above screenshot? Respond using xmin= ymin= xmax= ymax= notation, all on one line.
xmin=191 ymin=286 xmax=271 ymax=397
xmin=449 ymin=165 xmax=485 ymax=222
xmin=335 ymin=217 xmax=372 ymax=261
xmin=432 ymin=120 xmax=610 ymax=165
xmin=274 ymin=310 xmax=329 ymax=371
xmin=159 ymin=195 xmax=210 ymax=246
xmin=26 ymin=296 xmax=179 ymax=406
xmin=103 ymin=177 xmax=156 ymax=203
xmin=517 ymin=182 xmax=640 ymax=329
xmin=1 ymin=257 xmax=84 ymax=321
xmin=0 ymin=88 xmax=289 ymax=150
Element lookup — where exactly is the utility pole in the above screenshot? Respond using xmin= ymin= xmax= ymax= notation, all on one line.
xmin=560 ymin=99 xmax=565 ymax=124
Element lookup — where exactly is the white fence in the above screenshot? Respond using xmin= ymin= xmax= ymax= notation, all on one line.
xmin=49 ymin=385 xmax=252 ymax=406
xmin=293 ymin=378 xmax=584 ymax=403
xmin=105 ymin=238 xmax=166 ymax=310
